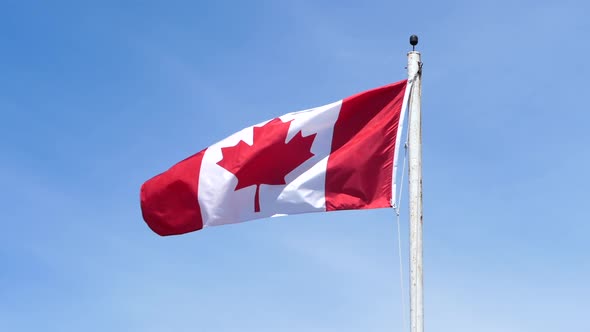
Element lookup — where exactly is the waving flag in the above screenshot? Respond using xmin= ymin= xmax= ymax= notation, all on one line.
xmin=141 ymin=80 xmax=409 ymax=236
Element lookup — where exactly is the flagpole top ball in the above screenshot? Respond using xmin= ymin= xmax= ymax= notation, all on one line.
xmin=409 ymin=35 xmax=418 ymax=50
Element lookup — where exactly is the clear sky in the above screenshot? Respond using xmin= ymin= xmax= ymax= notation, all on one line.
xmin=1 ymin=0 xmax=589 ymax=331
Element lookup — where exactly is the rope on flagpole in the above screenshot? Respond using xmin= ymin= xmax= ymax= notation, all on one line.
xmin=395 ymin=103 xmax=411 ymax=332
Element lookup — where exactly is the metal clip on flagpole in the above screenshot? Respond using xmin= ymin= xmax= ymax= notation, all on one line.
xmin=407 ymin=34 xmax=423 ymax=332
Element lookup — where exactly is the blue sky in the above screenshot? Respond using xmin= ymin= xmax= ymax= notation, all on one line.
xmin=1 ymin=0 xmax=589 ymax=331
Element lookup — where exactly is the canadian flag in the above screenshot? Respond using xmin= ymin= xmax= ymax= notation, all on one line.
xmin=141 ymin=80 xmax=409 ymax=236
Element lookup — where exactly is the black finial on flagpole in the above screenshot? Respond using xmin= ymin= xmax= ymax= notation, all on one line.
xmin=410 ymin=35 xmax=418 ymax=51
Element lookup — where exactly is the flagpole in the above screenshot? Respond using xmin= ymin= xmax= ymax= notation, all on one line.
xmin=407 ymin=35 xmax=423 ymax=332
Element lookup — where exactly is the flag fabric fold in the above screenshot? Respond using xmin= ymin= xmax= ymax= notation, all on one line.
xmin=141 ymin=80 xmax=409 ymax=236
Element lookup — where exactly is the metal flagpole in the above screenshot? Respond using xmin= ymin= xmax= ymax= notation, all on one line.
xmin=407 ymin=35 xmax=423 ymax=332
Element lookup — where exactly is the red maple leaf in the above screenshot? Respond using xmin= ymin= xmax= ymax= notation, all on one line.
xmin=217 ymin=118 xmax=317 ymax=213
